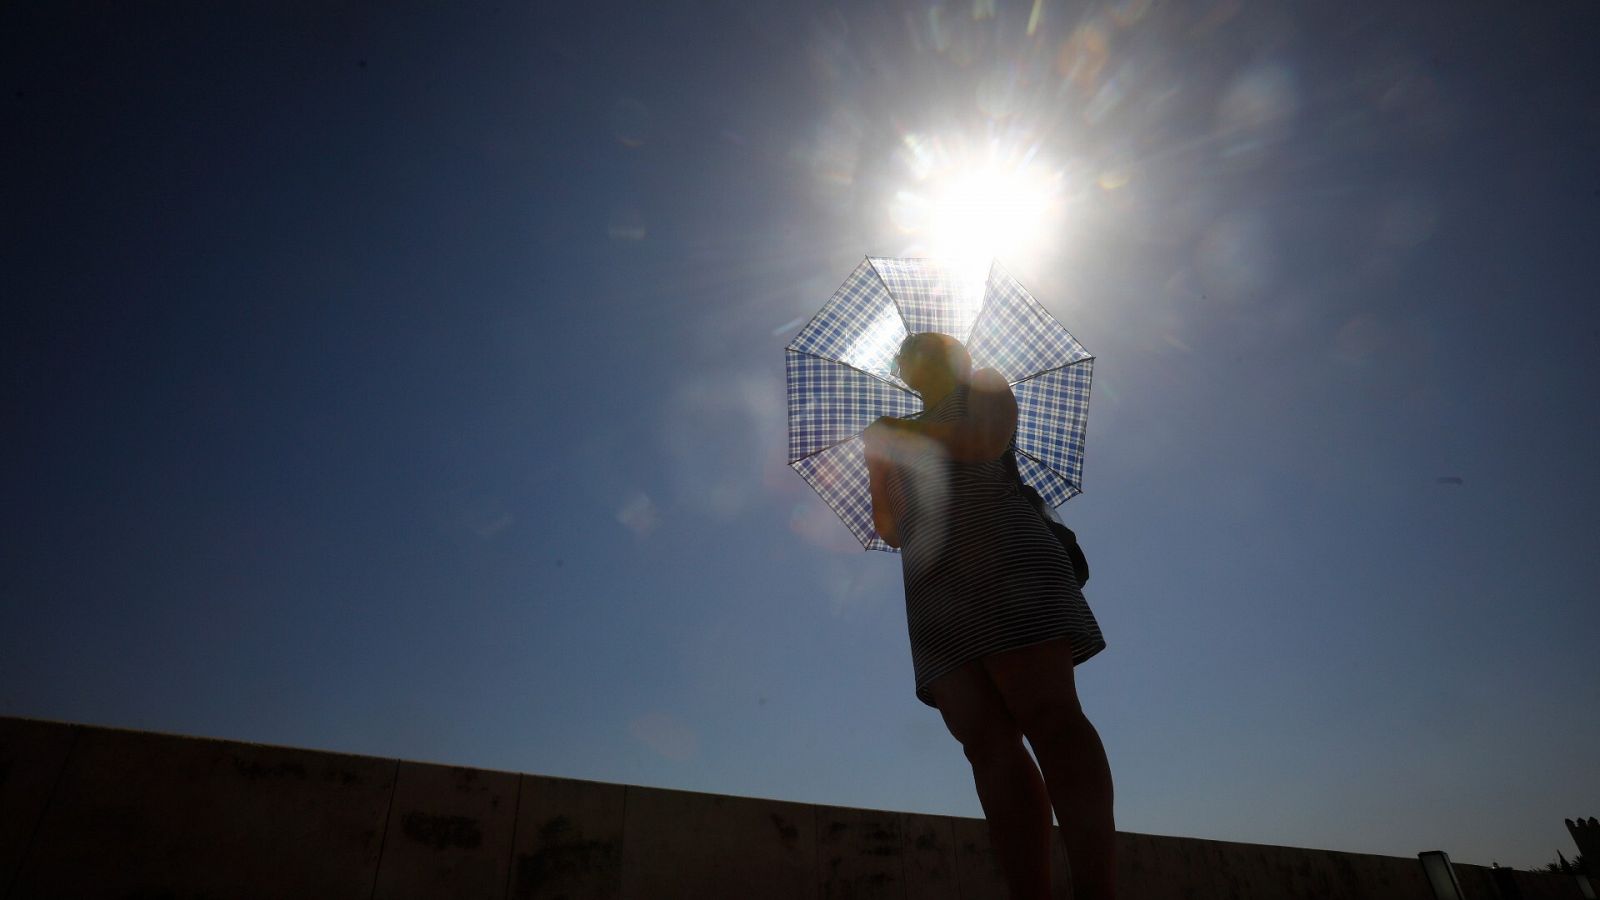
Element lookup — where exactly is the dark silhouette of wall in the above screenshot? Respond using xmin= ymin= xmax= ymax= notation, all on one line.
xmin=1567 ymin=817 xmax=1599 ymax=879
xmin=0 ymin=715 xmax=1585 ymax=899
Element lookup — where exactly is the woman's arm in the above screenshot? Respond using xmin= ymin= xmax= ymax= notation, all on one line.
xmin=864 ymin=422 xmax=901 ymax=548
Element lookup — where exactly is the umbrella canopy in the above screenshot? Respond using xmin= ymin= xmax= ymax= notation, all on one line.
xmin=785 ymin=256 xmax=1094 ymax=551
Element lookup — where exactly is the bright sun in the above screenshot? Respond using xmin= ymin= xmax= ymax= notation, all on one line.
xmin=889 ymin=138 xmax=1068 ymax=288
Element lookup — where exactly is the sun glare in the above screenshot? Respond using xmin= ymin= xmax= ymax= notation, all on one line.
xmin=889 ymin=138 xmax=1068 ymax=290
xmin=931 ymin=164 xmax=1056 ymax=267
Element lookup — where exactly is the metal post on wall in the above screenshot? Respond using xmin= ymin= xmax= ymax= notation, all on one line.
xmin=1418 ymin=851 xmax=1466 ymax=900
xmin=1489 ymin=862 xmax=1524 ymax=900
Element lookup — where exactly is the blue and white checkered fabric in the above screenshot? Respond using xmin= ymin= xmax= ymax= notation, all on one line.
xmin=1013 ymin=358 xmax=1093 ymax=507
xmin=791 ymin=437 xmax=897 ymax=552
xmin=966 ymin=261 xmax=1091 ymax=382
xmin=788 ymin=258 xmax=908 ymax=380
xmin=786 ymin=256 xmax=1094 ymax=551
xmin=869 ymin=257 xmax=984 ymax=340
xmin=786 ymin=350 xmax=923 ymax=464
xmin=1013 ymin=450 xmax=1074 ymax=508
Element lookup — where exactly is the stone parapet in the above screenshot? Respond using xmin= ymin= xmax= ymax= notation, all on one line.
xmin=0 ymin=715 xmax=1586 ymax=899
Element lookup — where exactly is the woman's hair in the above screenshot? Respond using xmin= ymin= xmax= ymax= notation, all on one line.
xmin=897 ymin=332 xmax=972 ymax=381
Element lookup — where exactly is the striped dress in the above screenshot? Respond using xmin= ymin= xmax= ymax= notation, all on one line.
xmin=886 ymin=382 xmax=1106 ymax=709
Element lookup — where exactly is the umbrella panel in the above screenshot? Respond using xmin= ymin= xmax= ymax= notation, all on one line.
xmin=964 ymin=262 xmax=1092 ymax=383
xmin=1012 ymin=358 xmax=1094 ymax=506
xmin=788 ymin=258 xmax=908 ymax=380
xmin=791 ymin=436 xmax=895 ymax=552
xmin=785 ymin=350 xmax=922 ymax=464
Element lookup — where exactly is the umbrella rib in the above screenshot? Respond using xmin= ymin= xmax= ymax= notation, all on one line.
xmin=787 ymin=347 xmax=919 ymax=396
xmin=788 ymin=454 xmax=879 ymax=551
xmin=788 ymin=425 xmax=889 ymax=466
xmin=784 ymin=255 xmax=870 ymax=354
xmin=788 ymin=439 xmax=854 ymax=467
xmin=969 ymin=259 xmax=1066 ymax=360
xmin=1014 ymin=445 xmax=1067 ymax=483
xmin=1013 ymin=447 xmax=1085 ymax=508
xmin=971 ymin=266 xmax=1096 ymax=384
xmin=787 ymin=353 xmax=1091 ymax=466
xmin=788 ymin=390 xmax=937 ymax=473
xmin=786 ymin=355 xmax=919 ymax=463
xmin=1006 ymin=355 xmax=1096 ymax=388
xmin=961 ymin=258 xmax=999 ymax=344
xmin=869 ymin=257 xmax=913 ymax=338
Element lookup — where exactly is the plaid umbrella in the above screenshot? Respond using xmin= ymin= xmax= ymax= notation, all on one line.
xmin=785 ymin=256 xmax=1094 ymax=552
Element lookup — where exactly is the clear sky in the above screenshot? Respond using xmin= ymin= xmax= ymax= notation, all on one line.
xmin=4 ymin=0 xmax=1598 ymax=874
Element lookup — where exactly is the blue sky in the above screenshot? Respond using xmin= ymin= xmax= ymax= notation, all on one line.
xmin=4 ymin=0 xmax=1598 ymax=872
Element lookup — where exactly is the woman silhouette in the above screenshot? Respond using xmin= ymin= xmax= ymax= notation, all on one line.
xmin=863 ymin=331 xmax=1115 ymax=900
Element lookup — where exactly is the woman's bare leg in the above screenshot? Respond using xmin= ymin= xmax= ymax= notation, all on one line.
xmin=1030 ymin=711 xmax=1117 ymax=900
xmin=968 ymin=742 xmax=1054 ymax=900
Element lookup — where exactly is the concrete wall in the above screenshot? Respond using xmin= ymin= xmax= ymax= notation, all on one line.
xmin=0 ymin=714 xmax=1585 ymax=899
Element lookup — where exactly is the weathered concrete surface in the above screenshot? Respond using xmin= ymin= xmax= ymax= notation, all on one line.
xmin=620 ymin=784 xmax=816 ymax=898
xmin=372 ymin=760 xmax=520 ymax=900
xmin=816 ymin=803 xmax=904 ymax=899
xmin=0 ymin=719 xmax=75 ymax=894
xmin=900 ymin=810 xmax=960 ymax=899
xmin=511 ymin=774 xmax=624 ymax=900
xmin=951 ymin=812 xmax=1011 ymax=898
xmin=0 ymin=714 xmax=1588 ymax=900
xmin=4 ymin=719 xmax=395 ymax=900
xmin=1118 ymin=829 xmax=1222 ymax=900
xmin=1198 ymin=836 xmax=1431 ymax=899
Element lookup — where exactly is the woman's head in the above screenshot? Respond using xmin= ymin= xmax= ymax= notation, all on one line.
xmin=893 ymin=332 xmax=972 ymax=393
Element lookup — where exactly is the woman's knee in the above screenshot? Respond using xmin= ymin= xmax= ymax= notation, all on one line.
xmin=929 ymin=661 xmax=1027 ymax=761
xmin=982 ymin=636 xmax=1087 ymax=740
xmin=962 ymin=729 xmax=1030 ymax=766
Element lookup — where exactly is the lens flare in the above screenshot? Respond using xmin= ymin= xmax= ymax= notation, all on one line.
xmin=928 ymin=159 xmax=1063 ymax=286
xmin=888 ymin=132 xmax=1070 ymax=289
